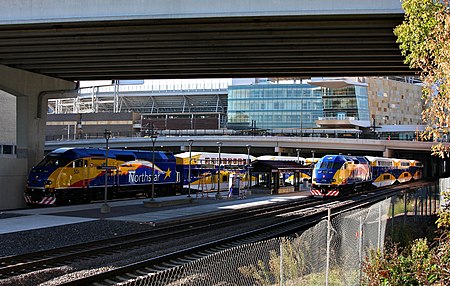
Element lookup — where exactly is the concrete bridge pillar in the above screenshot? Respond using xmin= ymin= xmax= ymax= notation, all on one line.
xmin=274 ymin=147 xmax=280 ymax=155
xmin=0 ymin=65 xmax=76 ymax=209
xmin=383 ymin=147 xmax=394 ymax=158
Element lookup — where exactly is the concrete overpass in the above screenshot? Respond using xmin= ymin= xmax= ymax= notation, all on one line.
xmin=0 ymin=0 xmax=424 ymax=209
xmin=0 ymin=0 xmax=412 ymax=80
xmin=46 ymin=136 xmax=435 ymax=157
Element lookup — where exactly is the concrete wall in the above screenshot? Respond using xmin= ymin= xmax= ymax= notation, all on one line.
xmin=0 ymin=65 xmax=76 ymax=210
xmin=0 ymin=91 xmax=26 ymax=210
xmin=0 ymin=90 xmax=16 ymax=145
xmin=0 ymin=158 xmax=27 ymax=210
xmin=0 ymin=0 xmax=403 ymax=24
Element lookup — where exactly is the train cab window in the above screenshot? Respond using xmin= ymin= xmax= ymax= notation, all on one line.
xmin=70 ymin=159 xmax=84 ymax=168
xmin=320 ymin=161 xmax=343 ymax=169
xmin=332 ymin=162 xmax=343 ymax=169
xmin=37 ymin=156 xmax=71 ymax=168
xmin=320 ymin=161 xmax=332 ymax=169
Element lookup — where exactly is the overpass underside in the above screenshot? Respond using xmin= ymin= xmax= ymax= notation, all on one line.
xmin=0 ymin=14 xmax=413 ymax=81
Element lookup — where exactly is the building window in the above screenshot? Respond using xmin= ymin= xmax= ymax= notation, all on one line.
xmin=2 ymin=145 xmax=13 ymax=154
xmin=337 ymin=112 xmax=346 ymax=120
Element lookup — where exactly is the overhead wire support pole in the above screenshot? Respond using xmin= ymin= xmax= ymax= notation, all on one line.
xmin=150 ymin=130 xmax=158 ymax=201
xmin=101 ymin=129 xmax=112 ymax=214
xmin=187 ymin=139 xmax=194 ymax=198
xmin=216 ymin=141 xmax=223 ymax=200
xmin=246 ymin=144 xmax=251 ymax=194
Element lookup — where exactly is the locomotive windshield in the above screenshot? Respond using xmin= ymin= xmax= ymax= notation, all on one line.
xmin=319 ymin=161 xmax=343 ymax=170
xmin=36 ymin=156 xmax=71 ymax=168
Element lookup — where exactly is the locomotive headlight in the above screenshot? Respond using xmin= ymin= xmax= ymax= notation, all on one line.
xmin=44 ymin=180 xmax=52 ymax=186
xmin=331 ymin=179 xmax=336 ymax=182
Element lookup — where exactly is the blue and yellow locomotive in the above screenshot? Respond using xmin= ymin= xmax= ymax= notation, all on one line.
xmin=25 ymin=148 xmax=180 ymax=205
xmin=311 ymin=155 xmax=423 ymax=197
xmin=311 ymin=155 xmax=372 ymax=197
xmin=25 ymin=148 xmax=256 ymax=206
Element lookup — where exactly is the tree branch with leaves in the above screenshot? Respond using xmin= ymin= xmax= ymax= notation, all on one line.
xmin=394 ymin=0 xmax=450 ymax=157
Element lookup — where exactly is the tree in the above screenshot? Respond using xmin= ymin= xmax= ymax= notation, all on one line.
xmin=362 ymin=3 xmax=450 ymax=284
xmin=394 ymin=0 xmax=450 ymax=158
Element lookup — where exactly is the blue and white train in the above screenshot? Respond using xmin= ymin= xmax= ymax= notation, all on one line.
xmin=311 ymin=155 xmax=423 ymax=197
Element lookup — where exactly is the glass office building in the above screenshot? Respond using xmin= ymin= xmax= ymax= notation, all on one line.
xmin=227 ymin=83 xmax=369 ymax=130
xmin=322 ymin=86 xmax=370 ymax=120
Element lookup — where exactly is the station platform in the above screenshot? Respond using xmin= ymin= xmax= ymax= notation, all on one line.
xmin=0 ymin=190 xmax=311 ymax=235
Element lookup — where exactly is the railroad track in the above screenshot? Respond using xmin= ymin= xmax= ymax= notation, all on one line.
xmin=61 ymin=182 xmax=426 ymax=286
xmin=0 ymin=181 xmax=431 ymax=285
xmin=0 ymin=196 xmax=322 ymax=280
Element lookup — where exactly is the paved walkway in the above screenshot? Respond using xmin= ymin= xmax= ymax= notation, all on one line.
xmin=0 ymin=190 xmax=310 ymax=235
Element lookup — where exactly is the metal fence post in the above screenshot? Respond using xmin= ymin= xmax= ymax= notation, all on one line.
xmin=421 ymin=195 xmax=423 ymax=217
xmin=391 ymin=198 xmax=395 ymax=239
xmin=429 ymin=186 xmax=432 ymax=215
xmin=326 ymin=208 xmax=331 ymax=286
xmin=403 ymin=192 xmax=407 ymax=226
xmin=376 ymin=204 xmax=380 ymax=250
xmin=414 ymin=195 xmax=418 ymax=222
xmin=434 ymin=184 xmax=437 ymax=214
xmin=280 ymin=240 xmax=284 ymax=286
xmin=358 ymin=215 xmax=363 ymax=282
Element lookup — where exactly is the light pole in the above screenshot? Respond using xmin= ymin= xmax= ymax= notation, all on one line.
xmin=246 ymin=144 xmax=251 ymax=191
xmin=150 ymin=131 xmax=158 ymax=201
xmin=311 ymin=150 xmax=315 ymax=161
xmin=296 ymin=148 xmax=302 ymax=190
xmin=187 ymin=139 xmax=194 ymax=197
xmin=216 ymin=141 xmax=223 ymax=199
xmin=101 ymin=129 xmax=112 ymax=214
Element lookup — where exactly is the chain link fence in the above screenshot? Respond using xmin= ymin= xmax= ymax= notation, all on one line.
xmin=117 ymin=184 xmax=438 ymax=286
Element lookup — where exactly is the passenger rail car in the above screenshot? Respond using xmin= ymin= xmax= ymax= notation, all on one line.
xmin=311 ymin=155 xmax=423 ymax=197
xmin=25 ymin=148 xmax=180 ymax=205
xmin=175 ymin=152 xmax=256 ymax=192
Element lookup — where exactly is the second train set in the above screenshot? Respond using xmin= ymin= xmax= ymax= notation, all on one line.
xmin=310 ymin=154 xmax=423 ymax=197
